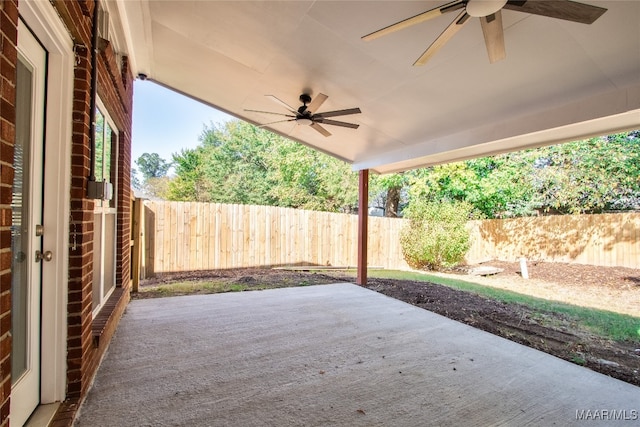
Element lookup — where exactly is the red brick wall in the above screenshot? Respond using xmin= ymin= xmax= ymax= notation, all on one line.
xmin=0 ymin=0 xmax=133 ymax=423
xmin=0 ymin=1 xmax=18 ymax=425
xmin=66 ymin=4 xmax=95 ymax=397
xmin=51 ymin=0 xmax=134 ymax=399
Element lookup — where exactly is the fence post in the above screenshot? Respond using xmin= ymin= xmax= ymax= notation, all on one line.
xmin=131 ymin=197 xmax=144 ymax=292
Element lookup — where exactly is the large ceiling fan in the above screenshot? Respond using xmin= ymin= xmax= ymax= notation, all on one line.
xmin=362 ymin=0 xmax=607 ymax=65
xmin=245 ymin=93 xmax=361 ymax=137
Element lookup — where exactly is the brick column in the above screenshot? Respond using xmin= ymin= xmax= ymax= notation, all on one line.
xmin=67 ymin=38 xmax=95 ymax=398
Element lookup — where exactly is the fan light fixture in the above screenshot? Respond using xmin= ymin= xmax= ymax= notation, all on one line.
xmin=297 ymin=117 xmax=313 ymax=126
xmin=466 ymin=0 xmax=507 ymax=17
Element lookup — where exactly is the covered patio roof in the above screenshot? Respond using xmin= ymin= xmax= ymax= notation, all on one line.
xmin=112 ymin=0 xmax=639 ymax=174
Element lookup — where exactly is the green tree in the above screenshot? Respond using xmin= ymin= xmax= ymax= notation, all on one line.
xmin=465 ymin=154 xmax=539 ymax=217
xmin=268 ymin=139 xmax=358 ymax=212
xmin=134 ymin=153 xmax=172 ymax=199
xmin=199 ymin=121 xmax=276 ymax=205
xmin=169 ymin=147 xmax=210 ymax=201
xmin=402 ymin=131 xmax=639 ymax=218
xmin=168 ymin=122 xmax=639 ymax=217
xmin=370 ymin=173 xmax=409 ymax=217
xmin=166 ymin=120 xmax=359 ymax=212
xmin=135 ymin=152 xmax=171 ymax=179
xmin=131 ymin=167 xmax=142 ymax=191
xmin=530 ymin=132 xmax=640 ymax=214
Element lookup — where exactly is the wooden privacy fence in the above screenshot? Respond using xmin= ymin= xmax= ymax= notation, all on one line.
xmin=138 ymin=201 xmax=639 ymax=277
xmin=141 ymin=201 xmax=409 ymax=276
xmin=464 ymin=212 xmax=640 ymax=268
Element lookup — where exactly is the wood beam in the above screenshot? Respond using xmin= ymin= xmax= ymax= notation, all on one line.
xmin=357 ymin=169 xmax=369 ymax=286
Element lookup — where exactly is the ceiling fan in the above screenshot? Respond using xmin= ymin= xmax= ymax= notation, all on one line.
xmin=362 ymin=0 xmax=607 ymax=65
xmin=245 ymin=93 xmax=361 ymax=137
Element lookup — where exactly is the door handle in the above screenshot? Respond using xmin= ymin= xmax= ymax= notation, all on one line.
xmin=35 ymin=250 xmax=53 ymax=262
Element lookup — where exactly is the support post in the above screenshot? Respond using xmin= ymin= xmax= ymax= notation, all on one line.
xmin=357 ymin=169 xmax=369 ymax=286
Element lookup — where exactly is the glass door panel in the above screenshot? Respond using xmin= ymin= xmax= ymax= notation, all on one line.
xmin=11 ymin=59 xmax=33 ymax=383
xmin=11 ymin=21 xmax=46 ymax=427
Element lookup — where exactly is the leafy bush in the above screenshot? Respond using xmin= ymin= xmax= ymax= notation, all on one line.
xmin=400 ymin=200 xmax=472 ymax=270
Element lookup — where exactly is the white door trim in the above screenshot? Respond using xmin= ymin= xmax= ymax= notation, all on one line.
xmin=12 ymin=21 xmax=46 ymax=427
xmin=18 ymin=0 xmax=74 ymax=404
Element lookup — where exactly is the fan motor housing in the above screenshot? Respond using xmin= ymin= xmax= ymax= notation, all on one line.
xmin=299 ymin=94 xmax=312 ymax=104
xmin=466 ymin=0 xmax=508 ymax=17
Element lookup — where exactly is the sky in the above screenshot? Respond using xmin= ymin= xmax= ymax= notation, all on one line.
xmin=132 ymin=80 xmax=233 ymax=167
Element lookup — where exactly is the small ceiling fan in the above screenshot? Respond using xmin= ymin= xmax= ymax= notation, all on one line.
xmin=362 ymin=0 xmax=607 ymax=65
xmin=245 ymin=93 xmax=361 ymax=137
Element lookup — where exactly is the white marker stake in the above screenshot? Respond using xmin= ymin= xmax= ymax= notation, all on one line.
xmin=520 ymin=257 xmax=529 ymax=279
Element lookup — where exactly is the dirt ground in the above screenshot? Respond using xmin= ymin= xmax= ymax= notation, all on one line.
xmin=137 ymin=262 xmax=640 ymax=387
xmin=440 ymin=260 xmax=640 ymax=316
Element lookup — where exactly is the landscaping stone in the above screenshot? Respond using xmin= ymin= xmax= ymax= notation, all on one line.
xmin=468 ymin=266 xmax=504 ymax=276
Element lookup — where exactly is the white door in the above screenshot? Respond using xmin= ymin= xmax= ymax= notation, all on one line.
xmin=11 ymin=24 xmax=47 ymax=427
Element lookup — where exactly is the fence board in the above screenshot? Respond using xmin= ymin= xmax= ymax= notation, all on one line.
xmin=142 ymin=201 xmax=639 ymax=275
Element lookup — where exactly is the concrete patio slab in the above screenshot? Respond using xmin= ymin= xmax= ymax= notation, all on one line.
xmin=74 ymin=284 xmax=639 ymax=426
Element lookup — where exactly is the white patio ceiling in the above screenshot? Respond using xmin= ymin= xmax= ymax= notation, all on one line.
xmin=114 ymin=1 xmax=640 ymax=174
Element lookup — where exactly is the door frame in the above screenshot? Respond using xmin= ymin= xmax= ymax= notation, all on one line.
xmin=18 ymin=1 xmax=74 ymax=404
xmin=12 ymin=21 xmax=46 ymax=426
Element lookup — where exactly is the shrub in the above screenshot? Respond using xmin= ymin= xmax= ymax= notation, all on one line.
xmin=400 ymin=200 xmax=472 ymax=270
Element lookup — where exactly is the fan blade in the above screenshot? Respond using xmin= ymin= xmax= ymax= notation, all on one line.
xmin=244 ymin=109 xmax=295 ymax=118
xmin=306 ymin=93 xmax=328 ymax=114
xmin=313 ymin=108 xmax=362 ymax=119
xmin=316 ymin=118 xmax=360 ymax=129
xmin=266 ymin=95 xmax=299 ymax=115
xmin=362 ymin=0 xmax=465 ymax=41
xmin=504 ymin=0 xmax=606 ymax=24
xmin=480 ymin=11 xmax=506 ymax=64
xmin=310 ymin=122 xmax=332 ymax=137
xmin=414 ymin=10 xmax=470 ymax=66
xmin=257 ymin=119 xmax=296 ymax=128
